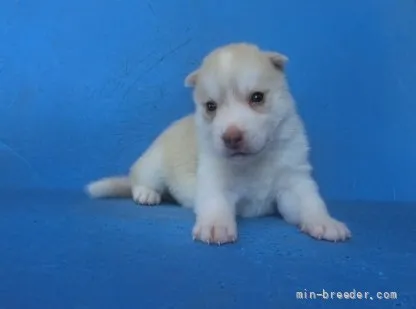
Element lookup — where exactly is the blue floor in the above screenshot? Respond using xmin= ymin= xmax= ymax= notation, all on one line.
xmin=1 ymin=190 xmax=414 ymax=308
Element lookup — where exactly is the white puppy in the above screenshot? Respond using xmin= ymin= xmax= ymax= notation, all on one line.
xmin=86 ymin=43 xmax=351 ymax=245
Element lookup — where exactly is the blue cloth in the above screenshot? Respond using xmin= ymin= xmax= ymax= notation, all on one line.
xmin=1 ymin=0 xmax=416 ymax=308
xmin=1 ymin=0 xmax=416 ymax=202
xmin=1 ymin=190 xmax=414 ymax=308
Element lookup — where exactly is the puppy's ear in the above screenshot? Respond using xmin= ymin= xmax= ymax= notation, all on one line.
xmin=264 ymin=52 xmax=289 ymax=71
xmin=184 ymin=70 xmax=199 ymax=87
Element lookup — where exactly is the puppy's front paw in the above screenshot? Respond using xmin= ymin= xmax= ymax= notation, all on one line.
xmin=132 ymin=186 xmax=161 ymax=206
xmin=300 ymin=215 xmax=351 ymax=242
xmin=192 ymin=216 xmax=237 ymax=245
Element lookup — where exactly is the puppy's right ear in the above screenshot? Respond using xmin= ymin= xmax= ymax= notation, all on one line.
xmin=264 ymin=51 xmax=289 ymax=71
xmin=184 ymin=70 xmax=198 ymax=87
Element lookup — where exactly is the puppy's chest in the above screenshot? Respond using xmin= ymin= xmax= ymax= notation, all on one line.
xmin=227 ymin=168 xmax=277 ymax=217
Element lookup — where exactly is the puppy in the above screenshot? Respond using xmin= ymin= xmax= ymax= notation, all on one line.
xmin=86 ymin=43 xmax=351 ymax=244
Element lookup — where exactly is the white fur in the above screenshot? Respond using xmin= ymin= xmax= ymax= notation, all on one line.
xmin=86 ymin=43 xmax=351 ymax=244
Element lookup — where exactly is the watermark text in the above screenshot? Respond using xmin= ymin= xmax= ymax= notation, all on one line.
xmin=296 ymin=289 xmax=398 ymax=301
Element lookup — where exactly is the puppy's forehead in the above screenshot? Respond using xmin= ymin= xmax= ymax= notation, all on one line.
xmin=218 ymin=49 xmax=234 ymax=73
xmin=199 ymin=46 xmax=275 ymax=93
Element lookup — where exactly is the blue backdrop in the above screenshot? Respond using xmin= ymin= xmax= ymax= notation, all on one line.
xmin=1 ymin=1 xmax=416 ymax=309
xmin=0 ymin=0 xmax=415 ymax=200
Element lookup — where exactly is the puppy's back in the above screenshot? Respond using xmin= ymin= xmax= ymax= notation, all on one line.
xmin=160 ymin=114 xmax=198 ymax=207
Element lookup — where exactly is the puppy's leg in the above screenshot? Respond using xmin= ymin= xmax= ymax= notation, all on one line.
xmin=192 ymin=159 xmax=237 ymax=245
xmin=276 ymin=170 xmax=351 ymax=241
xmin=129 ymin=143 xmax=164 ymax=206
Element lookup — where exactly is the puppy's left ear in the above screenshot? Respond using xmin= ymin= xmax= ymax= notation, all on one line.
xmin=264 ymin=52 xmax=289 ymax=71
xmin=184 ymin=70 xmax=199 ymax=87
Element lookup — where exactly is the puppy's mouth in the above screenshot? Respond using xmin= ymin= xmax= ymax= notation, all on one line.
xmin=229 ymin=151 xmax=252 ymax=157
xmin=226 ymin=148 xmax=262 ymax=159
xmin=225 ymin=142 xmax=269 ymax=159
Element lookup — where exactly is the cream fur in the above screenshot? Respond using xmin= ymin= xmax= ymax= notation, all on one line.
xmin=86 ymin=43 xmax=351 ymax=244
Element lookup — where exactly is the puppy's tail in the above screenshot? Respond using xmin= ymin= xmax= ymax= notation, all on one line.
xmin=85 ymin=176 xmax=132 ymax=198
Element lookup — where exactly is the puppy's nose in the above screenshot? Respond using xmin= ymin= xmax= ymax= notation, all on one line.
xmin=222 ymin=126 xmax=244 ymax=149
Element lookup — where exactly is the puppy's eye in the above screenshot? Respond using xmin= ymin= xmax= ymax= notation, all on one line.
xmin=249 ymin=92 xmax=265 ymax=104
xmin=205 ymin=101 xmax=217 ymax=112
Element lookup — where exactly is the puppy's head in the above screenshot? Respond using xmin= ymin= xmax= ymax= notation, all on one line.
xmin=185 ymin=43 xmax=291 ymax=159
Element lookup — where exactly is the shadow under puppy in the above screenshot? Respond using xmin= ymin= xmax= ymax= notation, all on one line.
xmin=86 ymin=43 xmax=351 ymax=245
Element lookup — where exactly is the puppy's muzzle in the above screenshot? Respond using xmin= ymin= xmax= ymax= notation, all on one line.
xmin=222 ymin=126 xmax=244 ymax=150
